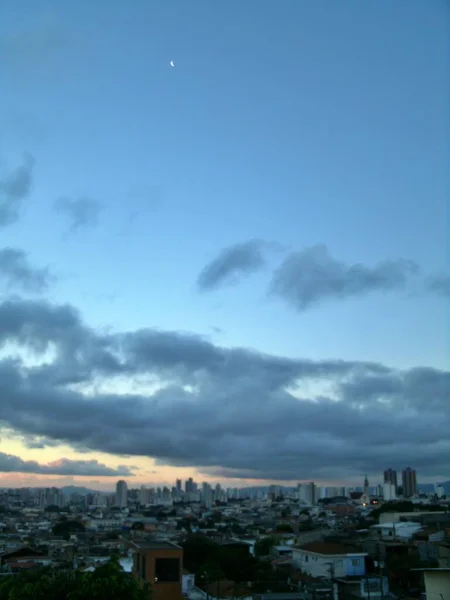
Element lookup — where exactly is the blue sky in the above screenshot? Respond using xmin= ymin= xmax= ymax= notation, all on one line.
xmin=0 ymin=0 xmax=449 ymax=488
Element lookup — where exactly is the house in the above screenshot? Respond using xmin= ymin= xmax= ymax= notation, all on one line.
xmin=0 ymin=546 xmax=52 ymax=569
xmin=292 ymin=542 xmax=367 ymax=578
xmin=412 ymin=567 xmax=450 ymax=598
xmin=370 ymin=521 xmax=422 ymax=540
xmin=131 ymin=540 xmax=183 ymax=600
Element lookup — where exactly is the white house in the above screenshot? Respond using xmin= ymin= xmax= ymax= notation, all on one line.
xmin=370 ymin=521 xmax=422 ymax=540
xmin=292 ymin=542 xmax=367 ymax=578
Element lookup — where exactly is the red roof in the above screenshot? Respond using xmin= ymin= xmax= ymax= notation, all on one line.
xmin=7 ymin=561 xmax=41 ymax=569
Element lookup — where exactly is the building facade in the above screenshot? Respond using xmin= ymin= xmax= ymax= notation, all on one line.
xmin=292 ymin=542 xmax=367 ymax=578
xmin=383 ymin=469 xmax=397 ymax=489
xmin=401 ymin=467 xmax=417 ymax=498
xmin=132 ymin=541 xmax=183 ymax=600
xmin=115 ymin=480 xmax=128 ymax=508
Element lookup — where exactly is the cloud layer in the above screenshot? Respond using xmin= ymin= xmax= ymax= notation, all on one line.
xmin=0 ymin=453 xmax=133 ymax=476
xmin=0 ymin=296 xmax=448 ymax=481
xmin=197 ymin=239 xmax=268 ymax=291
xmin=0 ymin=248 xmax=54 ymax=293
xmin=271 ymin=245 xmax=419 ymax=310
xmin=0 ymin=153 xmax=35 ymax=227
xmin=54 ymin=196 xmax=102 ymax=232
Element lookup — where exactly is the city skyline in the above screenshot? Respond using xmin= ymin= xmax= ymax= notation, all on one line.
xmin=0 ymin=1 xmax=449 ymax=490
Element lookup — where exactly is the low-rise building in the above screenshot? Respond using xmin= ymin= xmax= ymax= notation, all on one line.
xmin=131 ymin=540 xmax=183 ymax=600
xmin=292 ymin=542 xmax=367 ymax=578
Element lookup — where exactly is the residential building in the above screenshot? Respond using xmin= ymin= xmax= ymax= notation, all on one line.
xmin=383 ymin=482 xmax=396 ymax=501
xmin=383 ymin=469 xmax=397 ymax=489
xmin=292 ymin=542 xmax=367 ymax=578
xmin=434 ymin=483 xmax=445 ymax=498
xmin=401 ymin=467 xmax=417 ymax=498
xmin=131 ymin=540 xmax=183 ymax=600
xmin=201 ymin=483 xmax=213 ymax=508
xmin=298 ymin=482 xmax=316 ymax=504
xmin=370 ymin=521 xmax=422 ymax=540
xmin=115 ymin=480 xmax=128 ymax=508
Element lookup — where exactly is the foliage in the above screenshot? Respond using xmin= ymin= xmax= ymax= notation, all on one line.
xmin=45 ymin=505 xmax=62 ymax=512
xmin=52 ymin=519 xmax=86 ymax=539
xmin=254 ymin=536 xmax=279 ymax=557
xmin=183 ymin=534 xmax=291 ymax=587
xmin=275 ymin=524 xmax=293 ymax=533
xmin=0 ymin=558 xmax=150 ymax=600
xmin=385 ymin=551 xmax=423 ymax=593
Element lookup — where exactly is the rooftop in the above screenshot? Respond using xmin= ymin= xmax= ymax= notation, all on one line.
xmin=295 ymin=542 xmax=366 ymax=556
xmin=131 ymin=540 xmax=182 ymax=551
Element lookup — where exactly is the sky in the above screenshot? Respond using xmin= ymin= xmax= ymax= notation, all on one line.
xmin=0 ymin=0 xmax=449 ymax=492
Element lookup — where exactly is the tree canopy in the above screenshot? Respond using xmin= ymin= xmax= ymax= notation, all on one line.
xmin=52 ymin=519 xmax=86 ymax=538
xmin=0 ymin=558 xmax=150 ymax=600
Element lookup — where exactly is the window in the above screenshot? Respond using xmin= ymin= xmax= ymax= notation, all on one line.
xmin=334 ymin=560 xmax=343 ymax=568
xmin=351 ymin=559 xmax=360 ymax=566
xmin=154 ymin=558 xmax=180 ymax=583
xmin=304 ymin=555 xmax=309 ymax=562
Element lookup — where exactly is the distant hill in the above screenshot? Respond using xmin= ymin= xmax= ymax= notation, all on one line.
xmin=60 ymin=486 xmax=110 ymax=496
xmin=419 ymin=481 xmax=450 ymax=494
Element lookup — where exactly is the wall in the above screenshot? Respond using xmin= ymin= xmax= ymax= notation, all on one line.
xmin=344 ymin=555 xmax=366 ymax=577
xmin=133 ymin=547 xmax=183 ymax=600
xmin=292 ymin=550 xmax=346 ymax=578
xmin=379 ymin=512 xmax=446 ymax=524
xmin=423 ymin=571 xmax=450 ymax=599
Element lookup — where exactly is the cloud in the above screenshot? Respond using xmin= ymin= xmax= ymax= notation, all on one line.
xmin=270 ymin=245 xmax=419 ymax=311
xmin=426 ymin=274 xmax=450 ymax=297
xmin=197 ymin=239 xmax=269 ymax=291
xmin=54 ymin=197 xmax=102 ymax=233
xmin=0 ymin=453 xmax=133 ymax=476
xmin=0 ymin=153 xmax=35 ymax=227
xmin=0 ymin=248 xmax=54 ymax=293
xmin=0 ymin=296 xmax=449 ymax=482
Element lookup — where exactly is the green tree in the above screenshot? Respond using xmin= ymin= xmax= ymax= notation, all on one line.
xmin=45 ymin=505 xmax=62 ymax=513
xmin=254 ymin=536 xmax=279 ymax=557
xmin=52 ymin=519 xmax=86 ymax=539
xmin=276 ymin=524 xmax=293 ymax=533
xmin=0 ymin=558 xmax=150 ymax=600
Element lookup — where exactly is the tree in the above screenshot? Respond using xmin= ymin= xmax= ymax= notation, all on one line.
xmin=45 ymin=505 xmax=62 ymax=513
xmin=0 ymin=558 xmax=150 ymax=600
xmin=52 ymin=519 xmax=86 ymax=539
xmin=254 ymin=536 xmax=279 ymax=557
xmin=276 ymin=524 xmax=293 ymax=533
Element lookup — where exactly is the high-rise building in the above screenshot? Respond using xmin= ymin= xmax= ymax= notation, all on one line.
xmin=434 ymin=483 xmax=444 ymax=499
xmin=383 ymin=483 xmax=396 ymax=501
xmin=201 ymin=483 xmax=213 ymax=508
xmin=115 ymin=480 xmax=128 ymax=507
xmin=384 ymin=469 xmax=398 ymax=489
xmin=298 ymin=482 xmax=316 ymax=504
xmin=402 ymin=468 xmax=417 ymax=498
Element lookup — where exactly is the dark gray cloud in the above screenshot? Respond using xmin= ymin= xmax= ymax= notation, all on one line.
xmin=0 ymin=153 xmax=35 ymax=227
xmin=0 ymin=452 xmax=133 ymax=477
xmin=426 ymin=274 xmax=450 ymax=297
xmin=197 ymin=239 xmax=268 ymax=291
xmin=270 ymin=245 xmax=419 ymax=311
xmin=0 ymin=248 xmax=54 ymax=293
xmin=0 ymin=296 xmax=448 ymax=481
xmin=54 ymin=196 xmax=102 ymax=232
